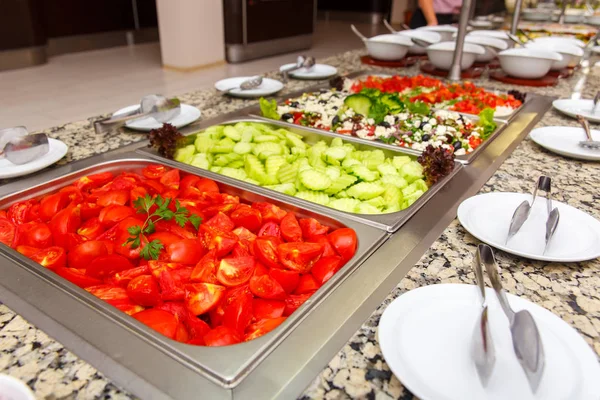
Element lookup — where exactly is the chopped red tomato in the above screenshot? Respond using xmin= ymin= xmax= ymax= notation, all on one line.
xmin=185 ymin=282 xmax=226 ymax=315
xmin=132 ymin=309 xmax=178 ymax=339
xmin=127 ymin=275 xmax=161 ymax=307
xmin=277 ymin=242 xmax=324 ymax=273
xmin=328 ymin=228 xmax=357 ymax=263
xmin=244 ymin=317 xmax=286 ymax=341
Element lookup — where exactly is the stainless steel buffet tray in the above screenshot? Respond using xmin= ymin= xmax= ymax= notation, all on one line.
xmin=0 ymin=152 xmax=388 ymax=400
xmin=137 ymin=117 xmax=463 ymax=233
xmin=246 ymin=69 xmax=531 ymax=164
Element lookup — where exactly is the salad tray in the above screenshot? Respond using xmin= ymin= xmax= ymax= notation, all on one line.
xmin=245 ymin=70 xmax=546 ymax=164
xmin=137 ymin=117 xmax=463 ymax=233
xmin=0 ymin=152 xmax=388 ymax=400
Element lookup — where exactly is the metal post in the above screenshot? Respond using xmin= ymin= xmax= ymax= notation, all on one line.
xmin=447 ymin=0 xmax=473 ymax=81
xmin=510 ymin=0 xmax=524 ymax=35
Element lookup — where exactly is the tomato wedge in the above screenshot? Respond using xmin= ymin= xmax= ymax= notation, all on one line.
xmin=127 ymin=275 xmax=161 ymax=307
xmin=190 ymin=249 xmax=218 ymax=283
xmin=77 ymin=217 xmax=105 ymax=240
xmin=97 ymin=190 xmax=129 ymax=207
xmin=195 ymin=178 xmax=220 ymax=193
xmin=230 ymin=206 xmax=262 ymax=233
xmin=98 ymin=205 xmax=136 ymax=227
xmin=252 ymin=202 xmax=286 ymax=223
xmin=299 ymin=218 xmax=329 ymax=240
xmin=269 ymin=269 xmax=300 ymax=294
xmin=0 ymin=218 xmax=16 ymax=247
xmin=277 ymin=242 xmax=324 ymax=273
xmin=55 ymin=267 xmax=103 ymax=288
xmin=249 ymin=274 xmax=286 ymax=300
xmin=257 ymin=221 xmax=280 ymax=238
xmin=7 ymin=201 xmax=34 ymax=225
xmin=280 ymin=212 xmax=302 ymax=243
xmin=253 ymin=299 xmax=285 ymax=320
xmin=295 ymin=274 xmax=320 ymax=294
xmin=204 ymin=326 xmax=241 ymax=347
xmin=142 ymin=165 xmax=168 ymax=180
xmin=39 ymin=193 xmax=69 ymax=222
xmin=328 ymin=228 xmax=357 ymax=263
xmin=254 ymin=236 xmax=282 ymax=269
xmin=30 ymin=246 xmax=67 ymax=270
xmin=185 ymin=283 xmax=226 ymax=315
xmin=216 ymin=256 xmax=255 ymax=287
xmin=244 ymin=317 xmax=286 ymax=341
xmin=222 ymin=290 xmax=253 ymax=333
xmin=132 ymin=309 xmax=178 ymax=339
xmin=86 ymin=253 xmax=134 ymax=279
xmin=310 ymin=256 xmax=342 ymax=285
xmin=284 ymin=292 xmax=313 ymax=316
xmin=159 ymin=169 xmax=180 ymax=190
xmin=49 ymin=206 xmax=81 ymax=248
xmin=68 ymin=240 xmax=108 ymax=269
xmin=167 ymin=239 xmax=205 ymax=265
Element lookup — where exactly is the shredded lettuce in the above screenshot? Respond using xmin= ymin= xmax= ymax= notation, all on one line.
xmin=478 ymin=108 xmax=496 ymax=139
xmin=259 ymin=97 xmax=280 ymax=120
xmin=367 ymin=102 xmax=389 ymax=124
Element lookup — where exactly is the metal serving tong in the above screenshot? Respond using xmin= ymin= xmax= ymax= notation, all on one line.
xmin=479 ymin=244 xmax=545 ymax=393
xmin=472 ymin=244 xmax=496 ymax=387
xmin=506 ymin=176 xmax=560 ymax=253
xmin=0 ymin=126 xmax=49 ymax=165
xmin=94 ymin=95 xmax=181 ymax=134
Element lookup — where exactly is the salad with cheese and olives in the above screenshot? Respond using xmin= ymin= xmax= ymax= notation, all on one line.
xmin=260 ymin=86 xmax=497 ymax=155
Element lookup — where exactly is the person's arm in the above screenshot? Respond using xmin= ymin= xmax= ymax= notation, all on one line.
xmin=418 ymin=0 xmax=438 ymax=25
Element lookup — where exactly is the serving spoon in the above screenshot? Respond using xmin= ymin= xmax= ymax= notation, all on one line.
xmin=383 ymin=20 xmax=410 ymax=34
xmin=281 ymin=56 xmax=316 ymax=82
xmin=0 ymin=126 xmax=50 ymax=165
xmin=220 ymin=76 xmax=264 ymax=95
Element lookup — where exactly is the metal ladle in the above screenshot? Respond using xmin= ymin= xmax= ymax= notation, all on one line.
xmin=94 ymin=95 xmax=181 ymax=134
xmin=577 ymin=114 xmax=600 ymax=150
xmin=382 ymin=20 xmax=410 ymax=34
xmin=220 ymin=76 xmax=264 ymax=95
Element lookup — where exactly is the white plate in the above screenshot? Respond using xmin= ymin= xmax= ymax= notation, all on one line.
xmin=279 ymin=64 xmax=338 ymax=80
xmin=0 ymin=138 xmax=68 ymax=179
xmin=113 ymin=104 xmax=201 ymax=132
xmin=552 ymin=99 xmax=600 ymax=123
xmin=529 ymin=126 xmax=600 ymax=161
xmin=214 ymin=77 xmax=284 ymax=98
xmin=0 ymin=374 xmax=35 ymax=400
xmin=379 ymin=284 xmax=600 ymax=400
xmin=457 ymin=192 xmax=600 ymax=262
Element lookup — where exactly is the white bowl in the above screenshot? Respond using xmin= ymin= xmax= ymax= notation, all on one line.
xmin=531 ymin=36 xmax=586 ymax=48
xmin=522 ymin=8 xmax=554 ymax=21
xmin=397 ymin=30 xmax=441 ymax=54
xmin=417 ymin=25 xmax=458 ymax=41
xmin=469 ymin=19 xmax=494 ymax=29
xmin=468 ymin=30 xmax=512 ymax=47
xmin=364 ymin=34 xmax=413 ymax=60
xmin=426 ymin=41 xmax=485 ymax=70
xmin=498 ymin=48 xmax=562 ymax=79
xmin=464 ymin=35 xmax=508 ymax=62
xmin=525 ymin=42 xmax=584 ymax=70
xmin=585 ymin=14 xmax=600 ymax=26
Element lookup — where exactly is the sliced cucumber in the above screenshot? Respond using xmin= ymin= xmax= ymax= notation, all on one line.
xmin=348 ymin=165 xmax=379 ymax=182
xmin=344 ymin=94 xmax=372 ymax=117
xmin=223 ymin=126 xmax=241 ymax=141
xmin=323 ymin=147 xmax=346 ymax=166
xmin=324 ymin=174 xmax=357 ymax=195
xmin=233 ymin=142 xmax=253 ymax=155
xmin=328 ymin=198 xmax=360 ymax=213
xmin=277 ymin=163 xmax=298 ymax=184
xmin=299 ymin=170 xmax=332 ymax=191
xmin=346 ymin=182 xmax=385 ymax=200
xmin=295 ymin=190 xmax=330 ymax=206
xmin=265 ymin=155 xmax=286 ymax=178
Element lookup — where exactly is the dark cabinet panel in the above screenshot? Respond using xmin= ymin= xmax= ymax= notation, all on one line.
xmin=0 ymin=0 xmax=46 ymax=50
xmin=246 ymin=0 xmax=314 ymax=43
xmin=317 ymin=0 xmax=391 ymax=12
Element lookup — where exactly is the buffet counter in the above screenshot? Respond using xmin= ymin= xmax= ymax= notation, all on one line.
xmin=0 ymin=49 xmax=599 ymax=399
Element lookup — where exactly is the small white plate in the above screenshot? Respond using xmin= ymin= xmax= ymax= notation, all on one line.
xmin=457 ymin=192 xmax=600 ymax=262
xmin=214 ymin=77 xmax=284 ymax=98
xmin=113 ymin=104 xmax=201 ymax=132
xmin=279 ymin=64 xmax=338 ymax=80
xmin=552 ymin=99 xmax=600 ymax=123
xmin=0 ymin=374 xmax=35 ymax=400
xmin=379 ymin=284 xmax=600 ymax=400
xmin=529 ymin=126 xmax=600 ymax=161
xmin=0 ymin=138 xmax=68 ymax=179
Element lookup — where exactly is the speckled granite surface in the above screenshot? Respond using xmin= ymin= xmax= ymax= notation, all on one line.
xmin=1 ymin=49 xmax=600 ymax=399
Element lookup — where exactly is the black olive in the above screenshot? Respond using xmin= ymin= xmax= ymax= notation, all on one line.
xmin=318 ymin=100 xmax=327 ymax=104
xmin=379 ymin=121 xmax=391 ymax=128
xmin=290 ymin=101 xmax=300 ymax=108
xmin=332 ymin=115 xmax=340 ymax=125
xmin=422 ymin=134 xmax=431 ymax=142
xmin=453 ymin=141 xmax=463 ymax=150
xmin=332 ymin=106 xmax=338 ymax=110
xmin=282 ymin=113 xmax=293 ymax=120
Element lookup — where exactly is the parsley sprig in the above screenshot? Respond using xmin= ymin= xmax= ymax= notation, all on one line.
xmin=123 ymin=194 xmax=202 ymax=260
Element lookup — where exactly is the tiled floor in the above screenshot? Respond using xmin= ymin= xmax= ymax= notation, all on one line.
xmin=0 ymin=20 xmax=387 ymax=131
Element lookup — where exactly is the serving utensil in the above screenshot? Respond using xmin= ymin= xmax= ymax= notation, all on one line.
xmin=351 ymin=24 xmax=369 ymax=42
xmin=507 ymin=32 xmax=525 ymax=46
xmin=480 ymin=244 xmax=545 ymax=393
xmin=94 ymin=95 xmax=181 ymax=134
xmin=220 ymin=76 xmax=264 ymax=95
xmin=577 ymin=114 xmax=600 ymax=149
xmin=506 ymin=175 xmax=560 ymax=253
xmin=382 ymin=20 xmax=410 ymax=34
xmin=281 ymin=56 xmax=316 ymax=83
xmin=410 ymin=37 xmax=435 ymax=48
xmin=0 ymin=128 xmax=49 ymax=165
xmin=472 ymin=244 xmax=496 ymax=387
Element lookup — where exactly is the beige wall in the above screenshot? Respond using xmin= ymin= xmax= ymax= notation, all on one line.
xmin=156 ymin=0 xmax=225 ymax=70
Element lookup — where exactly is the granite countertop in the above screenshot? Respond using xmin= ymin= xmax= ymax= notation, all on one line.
xmin=1 ymin=50 xmax=599 ymax=399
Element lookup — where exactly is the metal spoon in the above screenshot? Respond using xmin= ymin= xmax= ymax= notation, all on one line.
xmin=480 ymin=244 xmax=545 ymax=393
xmin=220 ymin=76 xmax=263 ymax=94
xmin=94 ymin=95 xmax=181 ymax=134
xmin=383 ymin=19 xmax=404 ymax=34
xmin=472 ymin=244 xmax=496 ymax=387
xmin=411 ymin=37 xmax=435 ymax=48
xmin=350 ymin=24 xmax=369 ymax=42
xmin=507 ymin=32 xmax=525 ymax=46
xmin=576 ymin=114 xmax=600 ymax=149
xmin=1 ymin=133 xmax=50 ymax=165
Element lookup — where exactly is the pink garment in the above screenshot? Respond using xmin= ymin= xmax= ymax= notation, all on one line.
xmin=433 ymin=0 xmax=462 ymax=14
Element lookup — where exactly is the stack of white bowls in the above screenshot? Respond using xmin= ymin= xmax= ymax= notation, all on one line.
xmin=426 ymin=42 xmax=485 ymax=70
